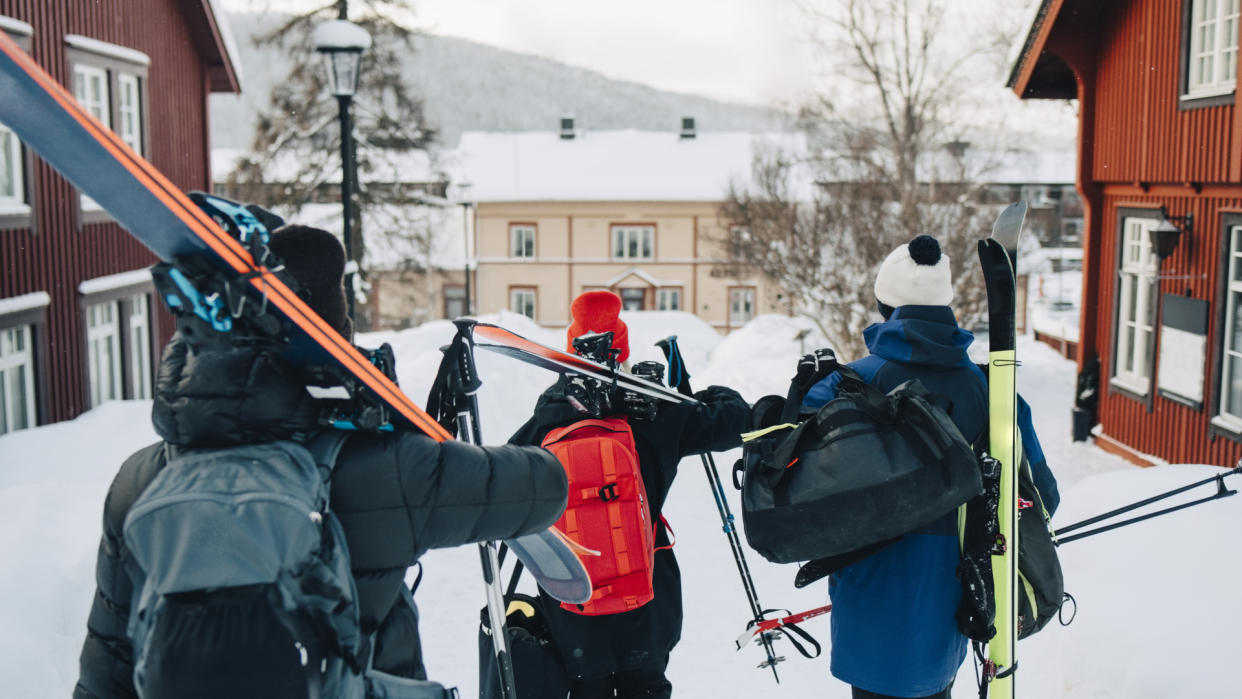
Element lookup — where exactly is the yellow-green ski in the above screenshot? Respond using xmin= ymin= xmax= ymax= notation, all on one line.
xmin=979 ymin=201 xmax=1027 ymax=698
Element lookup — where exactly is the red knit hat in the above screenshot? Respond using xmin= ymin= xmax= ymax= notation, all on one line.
xmin=566 ymin=290 xmax=630 ymax=363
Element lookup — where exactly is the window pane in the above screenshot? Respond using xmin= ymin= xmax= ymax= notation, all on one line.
xmin=642 ymin=230 xmax=652 ymax=258
xmin=628 ymin=231 xmax=639 ymax=258
xmin=614 ymin=231 xmax=624 ymax=258
xmin=0 ymin=371 xmax=7 ymax=433
xmin=11 ymin=364 xmax=28 ymax=429
xmin=1124 ymin=327 xmax=1136 ymax=372
xmin=0 ymin=129 xmax=15 ymax=199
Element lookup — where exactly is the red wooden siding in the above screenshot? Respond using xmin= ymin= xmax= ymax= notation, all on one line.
xmin=1092 ymin=188 xmax=1242 ymax=466
xmin=0 ymin=0 xmax=216 ymax=423
xmin=1091 ymin=0 xmax=1237 ymax=186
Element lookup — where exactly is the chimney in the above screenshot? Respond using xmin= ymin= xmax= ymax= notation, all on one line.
xmin=680 ymin=116 xmax=696 ymax=140
xmin=560 ymin=116 xmax=576 ymax=140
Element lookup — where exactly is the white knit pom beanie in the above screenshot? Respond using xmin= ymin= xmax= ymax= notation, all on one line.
xmin=874 ymin=235 xmax=954 ymax=309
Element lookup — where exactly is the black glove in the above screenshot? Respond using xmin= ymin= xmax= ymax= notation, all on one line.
xmin=693 ymin=385 xmax=744 ymax=405
xmin=792 ymin=348 xmax=838 ymax=395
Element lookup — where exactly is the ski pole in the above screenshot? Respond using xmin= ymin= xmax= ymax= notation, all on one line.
xmin=445 ymin=319 xmax=519 ymax=699
xmin=1054 ymin=464 xmax=1240 ymax=545
xmin=655 ymin=335 xmax=784 ymax=682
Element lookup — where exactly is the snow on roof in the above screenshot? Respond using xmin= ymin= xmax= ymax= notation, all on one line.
xmin=206 ymin=0 xmax=245 ymax=92
xmin=455 ymin=129 xmax=1072 ymax=203
xmin=211 ymin=145 xmax=443 ymax=185
xmin=455 ymin=130 xmax=807 ymax=203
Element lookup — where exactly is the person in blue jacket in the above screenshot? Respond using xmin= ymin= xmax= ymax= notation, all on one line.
xmin=803 ymin=234 xmax=1058 ymax=699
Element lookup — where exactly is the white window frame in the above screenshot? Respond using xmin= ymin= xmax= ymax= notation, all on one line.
xmin=127 ymin=293 xmax=152 ymax=400
xmin=656 ymin=288 xmax=682 ymax=311
xmin=0 ymin=324 xmax=37 ymax=435
xmin=117 ymin=72 xmax=142 ymax=154
xmin=0 ymin=123 xmax=25 ymax=214
xmin=69 ymin=38 xmax=149 ymax=216
xmin=510 ymin=288 xmax=536 ymax=320
xmin=1113 ymin=217 xmax=1159 ymax=395
xmin=87 ymin=301 xmax=123 ymax=407
xmin=612 ymin=225 xmax=655 ymax=260
xmin=509 ymin=224 xmax=536 ymax=259
xmin=1217 ymin=224 xmax=1242 ymax=427
xmin=73 ymin=63 xmax=110 ymax=127
xmin=729 ymin=287 xmax=756 ymax=326
xmin=1185 ymin=0 xmax=1240 ymax=99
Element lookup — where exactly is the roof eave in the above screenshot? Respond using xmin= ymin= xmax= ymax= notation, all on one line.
xmin=1006 ymin=0 xmax=1074 ymax=99
xmin=180 ymin=0 xmax=242 ymax=94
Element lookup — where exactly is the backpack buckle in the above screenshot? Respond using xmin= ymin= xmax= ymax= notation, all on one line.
xmin=599 ymin=482 xmax=620 ymax=502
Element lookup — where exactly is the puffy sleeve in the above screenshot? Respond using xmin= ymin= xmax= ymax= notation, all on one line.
xmin=672 ymin=385 xmax=750 ymax=457
xmin=331 ymin=432 xmax=568 ymax=562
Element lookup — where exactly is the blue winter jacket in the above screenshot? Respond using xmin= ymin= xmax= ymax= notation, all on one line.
xmin=803 ymin=305 xmax=1057 ymax=697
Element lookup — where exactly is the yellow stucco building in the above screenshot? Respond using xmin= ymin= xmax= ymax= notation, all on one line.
xmin=458 ymin=124 xmax=795 ymax=331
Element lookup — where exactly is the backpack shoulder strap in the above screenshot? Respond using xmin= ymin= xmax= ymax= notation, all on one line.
xmin=305 ymin=429 xmax=351 ymax=476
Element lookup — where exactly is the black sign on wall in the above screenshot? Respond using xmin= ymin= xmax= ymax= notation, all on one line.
xmin=1157 ymin=294 xmax=1209 ymax=409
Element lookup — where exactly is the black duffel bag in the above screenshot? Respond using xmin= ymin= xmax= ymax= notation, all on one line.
xmin=738 ymin=364 xmax=982 ymax=565
xmin=479 ymin=553 xmax=572 ymax=699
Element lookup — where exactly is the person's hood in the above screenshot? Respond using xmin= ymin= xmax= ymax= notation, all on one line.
xmin=152 ymin=334 xmax=321 ymax=447
xmin=861 ymin=305 xmax=975 ymax=371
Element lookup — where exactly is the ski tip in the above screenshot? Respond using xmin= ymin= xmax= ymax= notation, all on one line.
xmin=503 ymin=529 xmax=593 ymax=604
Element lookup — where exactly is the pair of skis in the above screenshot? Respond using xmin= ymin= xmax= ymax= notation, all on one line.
xmin=979 ymin=201 xmax=1027 ymax=698
xmin=0 ymin=32 xmax=587 ymax=699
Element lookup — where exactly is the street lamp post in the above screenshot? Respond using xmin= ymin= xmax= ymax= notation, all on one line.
xmin=454 ymin=182 xmax=474 ymax=316
xmin=313 ymin=18 xmax=371 ymax=327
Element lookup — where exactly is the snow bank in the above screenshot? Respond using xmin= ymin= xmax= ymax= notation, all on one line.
xmin=0 ymin=401 xmax=157 ymax=698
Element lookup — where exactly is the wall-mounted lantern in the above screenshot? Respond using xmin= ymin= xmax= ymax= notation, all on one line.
xmin=1152 ymin=206 xmax=1193 ymax=261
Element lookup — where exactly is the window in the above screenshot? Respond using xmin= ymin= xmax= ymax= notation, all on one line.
xmin=1113 ymin=217 xmax=1159 ymax=395
xmin=0 ymin=324 xmax=37 ymax=435
xmin=68 ymin=37 xmax=149 ymax=217
xmin=0 ymin=123 xmax=24 ymax=214
xmin=729 ymin=287 xmax=756 ymax=326
xmin=127 ymin=293 xmax=152 ymax=400
xmin=612 ymin=225 xmax=655 ymax=260
xmin=1218 ymin=225 xmax=1242 ymax=424
xmin=117 ymin=73 xmax=142 ymax=153
xmin=510 ymin=224 xmax=536 ymax=259
xmin=619 ymin=288 xmax=645 ymax=311
xmin=729 ymin=226 xmax=749 ymax=259
xmin=87 ymin=301 xmax=123 ymax=407
xmin=444 ymin=285 xmax=467 ymax=319
xmin=510 ymin=288 xmax=536 ymax=320
xmin=72 ymin=64 xmax=110 ymax=127
xmin=656 ymin=288 xmax=682 ymax=311
xmin=1185 ymin=0 xmax=1240 ymax=98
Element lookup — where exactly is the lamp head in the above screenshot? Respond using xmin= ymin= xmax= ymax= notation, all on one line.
xmin=313 ymin=20 xmax=372 ymax=97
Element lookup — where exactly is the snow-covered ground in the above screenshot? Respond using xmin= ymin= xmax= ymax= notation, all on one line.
xmin=1 ymin=313 xmax=1238 ymax=697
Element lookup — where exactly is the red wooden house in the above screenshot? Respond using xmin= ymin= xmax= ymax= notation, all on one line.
xmin=1010 ymin=0 xmax=1242 ymax=466
xmin=0 ymin=1 xmax=239 ymax=434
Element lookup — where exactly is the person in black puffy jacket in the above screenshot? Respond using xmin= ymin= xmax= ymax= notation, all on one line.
xmin=508 ymin=291 xmax=749 ymax=699
xmin=73 ymin=225 xmax=569 ymax=698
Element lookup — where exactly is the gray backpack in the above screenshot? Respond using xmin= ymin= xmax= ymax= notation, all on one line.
xmin=123 ymin=433 xmax=455 ymax=699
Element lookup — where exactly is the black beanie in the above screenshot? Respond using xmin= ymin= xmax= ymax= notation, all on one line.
xmin=267 ymin=225 xmax=352 ymax=339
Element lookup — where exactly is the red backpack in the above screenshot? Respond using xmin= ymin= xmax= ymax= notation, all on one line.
xmin=541 ymin=417 xmax=663 ymax=615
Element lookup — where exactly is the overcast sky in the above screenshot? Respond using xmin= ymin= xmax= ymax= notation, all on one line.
xmin=219 ymin=0 xmax=827 ymax=106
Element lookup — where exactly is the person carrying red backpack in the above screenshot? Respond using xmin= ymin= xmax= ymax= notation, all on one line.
xmin=509 ymin=291 xmax=749 ymax=698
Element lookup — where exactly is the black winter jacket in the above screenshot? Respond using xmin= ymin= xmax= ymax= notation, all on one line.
xmin=508 ymin=379 xmax=748 ymax=678
xmin=73 ymin=337 xmax=568 ymax=698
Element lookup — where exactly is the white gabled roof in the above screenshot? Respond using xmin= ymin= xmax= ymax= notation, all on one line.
xmin=455 ymin=130 xmax=806 ymax=203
